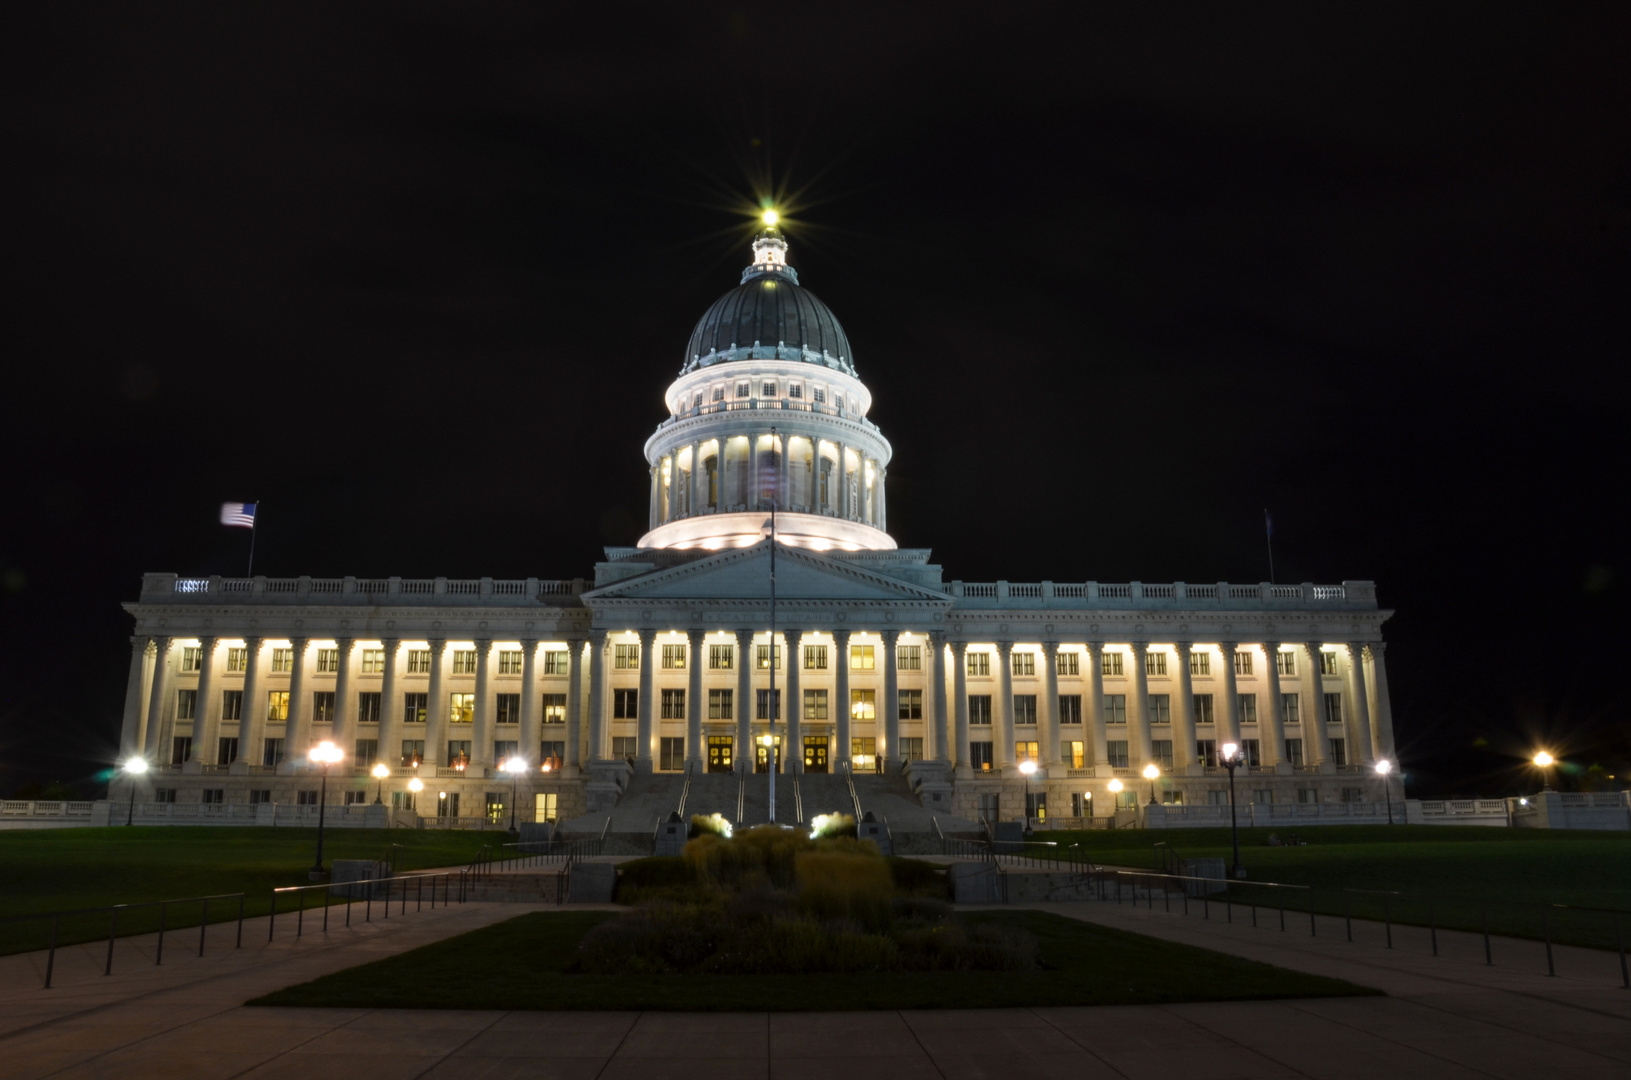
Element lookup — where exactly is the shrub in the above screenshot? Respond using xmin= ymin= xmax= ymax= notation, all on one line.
xmin=808 ymin=812 xmax=857 ymax=839
xmin=615 ymin=856 xmax=714 ymax=904
xmin=689 ymin=812 xmax=733 ymax=839
xmin=796 ymin=851 xmax=894 ymax=932
xmin=684 ymin=825 xmax=814 ymax=890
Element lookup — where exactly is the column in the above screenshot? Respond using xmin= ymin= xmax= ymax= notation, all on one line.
xmin=1366 ymin=642 xmax=1397 ymax=760
xmin=636 ymin=628 xmax=657 ymax=770
xmin=931 ymin=631 xmax=950 ymax=763
xmin=1128 ymin=642 xmax=1153 ymax=769
xmin=471 ymin=639 xmax=494 ymax=770
xmin=686 ymin=629 xmax=706 ymax=767
xmin=1217 ymin=643 xmax=1241 ymax=745
xmin=193 ymin=636 xmax=220 ymax=765
xmin=1261 ymin=642 xmax=1285 ymax=768
xmin=143 ymin=636 xmax=172 ymax=758
xmin=833 ymin=628 xmax=852 ymax=771
xmin=777 ymin=433 xmax=790 ymax=511
xmin=952 ymin=639 xmax=971 ymax=776
xmin=691 ymin=441 xmax=704 ymax=516
xmin=1171 ymin=642 xmax=1197 ymax=773
xmin=285 ymin=637 xmax=312 ymax=759
xmin=750 ymin=434 xmax=761 ymax=508
xmin=519 ymin=639 xmax=539 ymax=766
xmin=423 ymin=638 xmax=448 ymax=768
xmin=785 ymin=630 xmax=802 ymax=772
xmin=879 ymin=467 xmax=887 ymax=532
xmin=735 ymin=628 xmax=754 ymax=773
xmin=648 ymin=465 xmax=659 ymax=528
xmin=994 ymin=640 xmax=1014 ymax=771
xmin=1084 ymin=642 xmax=1108 ymax=771
xmin=240 ymin=637 xmax=265 ymax=768
xmin=880 ymin=629 xmax=899 ymax=769
xmin=1040 ymin=641 xmax=1061 ymax=769
xmin=331 ymin=637 xmax=356 ymax=749
xmin=1345 ymin=642 xmax=1375 ymax=764
xmin=376 ymin=638 xmax=402 ymax=769
xmin=566 ymin=637 xmax=586 ymax=770
xmin=587 ymin=630 xmax=608 ymax=761
xmin=1302 ymin=642 xmax=1328 ymax=767
xmin=667 ymin=452 xmax=680 ymax=520
xmin=837 ymin=442 xmax=849 ymax=520
xmin=119 ymin=637 xmax=150 ymax=760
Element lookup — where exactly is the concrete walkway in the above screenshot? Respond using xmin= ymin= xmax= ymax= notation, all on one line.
xmin=3 ymin=894 xmax=1630 ymax=1079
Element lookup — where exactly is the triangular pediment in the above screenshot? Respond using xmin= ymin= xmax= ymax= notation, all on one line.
xmin=585 ymin=542 xmax=950 ymax=604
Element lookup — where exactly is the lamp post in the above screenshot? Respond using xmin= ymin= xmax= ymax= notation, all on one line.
xmin=1533 ymin=750 xmax=1555 ymax=792
xmin=1108 ymin=777 xmax=1124 ymax=823
xmin=122 ymin=757 xmax=148 ymax=826
xmin=371 ymin=762 xmax=390 ymax=804
xmin=1018 ymin=759 xmax=1037 ymax=835
xmin=1374 ymin=759 xmax=1395 ymax=824
xmin=502 ymin=756 xmax=525 ymax=833
xmin=407 ymin=776 xmax=423 ymax=811
xmin=1219 ymin=742 xmax=1245 ymax=879
xmin=307 ymin=740 xmax=344 ymax=879
xmin=1143 ymin=763 xmax=1161 ymax=805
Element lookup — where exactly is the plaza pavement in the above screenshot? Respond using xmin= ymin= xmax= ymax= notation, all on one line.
xmin=0 ymin=892 xmax=1628 ymax=1080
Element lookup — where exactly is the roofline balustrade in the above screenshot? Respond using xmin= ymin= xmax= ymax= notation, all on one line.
xmin=142 ymin=574 xmax=588 ymax=606
xmin=944 ymin=580 xmax=1377 ymax=610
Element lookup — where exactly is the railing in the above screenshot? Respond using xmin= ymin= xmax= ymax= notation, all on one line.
xmin=842 ymin=761 xmax=864 ymax=820
xmin=793 ymin=772 xmax=803 ymax=825
xmin=267 ymin=872 xmax=460 ymax=941
xmin=145 ymin=574 xmax=588 ymax=604
xmin=0 ymin=800 xmax=95 ymax=817
xmin=677 ymin=762 xmax=693 ymax=818
xmin=5 ymin=892 xmax=246 ymax=988
xmin=736 ymin=773 xmax=746 ymax=824
xmin=488 ymin=837 xmax=606 ymax=873
xmin=942 ymin=580 xmax=1373 ymax=608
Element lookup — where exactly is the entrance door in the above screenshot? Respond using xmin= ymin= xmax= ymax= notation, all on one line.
xmin=707 ymin=735 xmax=733 ymax=773
xmin=755 ymin=735 xmax=782 ymax=773
xmin=803 ymin=736 xmax=829 ymax=773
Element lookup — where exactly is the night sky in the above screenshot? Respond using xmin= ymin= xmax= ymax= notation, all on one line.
xmin=3 ymin=5 xmax=1626 ymax=798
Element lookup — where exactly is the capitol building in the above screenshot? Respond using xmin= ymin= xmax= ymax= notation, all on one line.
xmin=113 ymin=223 xmax=1398 ymax=830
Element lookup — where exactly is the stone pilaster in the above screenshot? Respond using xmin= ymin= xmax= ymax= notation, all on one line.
xmin=565 ymin=637 xmax=586 ymax=773
xmin=995 ymin=640 xmax=1015 ymax=773
xmin=1040 ymin=641 xmax=1061 ymax=772
xmin=471 ymin=639 xmax=494 ymax=771
xmin=687 ymin=629 xmax=706 ymax=767
xmin=952 ymin=639 xmax=970 ymax=777
xmin=376 ymin=638 xmax=401 ymax=769
xmin=930 ymin=631 xmax=949 ymax=764
xmin=1171 ymin=642 xmax=1197 ymax=774
xmin=191 ymin=636 xmax=220 ymax=767
xmin=880 ymin=628 xmax=899 ymax=770
xmin=519 ymin=639 xmax=539 ymax=768
xmin=1084 ymin=642 xmax=1109 ymax=775
xmin=833 ymin=628 xmax=852 ymax=772
xmin=636 ymin=628 xmax=657 ymax=771
xmin=784 ymin=630 xmax=802 ymax=772
xmin=1261 ymin=642 xmax=1287 ymax=771
xmin=1128 ymin=642 xmax=1153 ymax=770
xmin=330 ymin=637 xmax=356 ymax=749
xmin=586 ymin=630 xmax=608 ymax=761
xmin=735 ymin=628 xmax=755 ymax=773
xmin=423 ymin=638 xmax=448 ymax=768
xmin=1217 ymin=642 xmax=1241 ymax=746
xmin=143 ymin=636 xmax=172 ymax=759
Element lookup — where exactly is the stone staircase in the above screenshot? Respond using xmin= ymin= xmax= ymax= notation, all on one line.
xmin=681 ymin=771 xmax=740 ymax=822
xmin=462 ymin=870 xmax=565 ymax=903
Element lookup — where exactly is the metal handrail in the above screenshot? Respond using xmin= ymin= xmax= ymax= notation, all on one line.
xmin=793 ymin=772 xmax=803 ymax=824
xmin=6 ymin=891 xmax=247 ymax=989
xmin=736 ymin=773 xmax=745 ymax=824
xmin=677 ymin=761 xmax=693 ymax=818
xmin=931 ymin=815 xmax=944 ymax=841
xmin=269 ymin=871 xmax=459 ymax=941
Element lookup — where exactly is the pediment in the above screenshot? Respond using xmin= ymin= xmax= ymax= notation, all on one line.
xmin=585 ymin=542 xmax=950 ymax=604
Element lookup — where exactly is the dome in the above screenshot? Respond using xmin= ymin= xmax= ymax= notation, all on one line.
xmin=682 ymin=230 xmax=854 ymax=376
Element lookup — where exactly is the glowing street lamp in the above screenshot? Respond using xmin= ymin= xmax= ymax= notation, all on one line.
xmin=371 ymin=762 xmax=390 ymax=804
xmin=1018 ymin=759 xmax=1037 ymax=834
xmin=502 ymin=756 xmax=526 ymax=833
xmin=1374 ymin=759 xmax=1395 ymax=825
xmin=122 ymin=757 xmax=148 ymax=826
xmin=407 ymin=776 xmax=423 ymax=811
xmin=1533 ymin=751 xmax=1556 ymax=791
xmin=762 ymin=208 xmax=779 ymax=226
xmin=1143 ymin=763 xmax=1161 ymax=806
xmin=307 ymin=740 xmax=344 ymax=878
xmin=1219 ymin=743 xmax=1245 ymax=878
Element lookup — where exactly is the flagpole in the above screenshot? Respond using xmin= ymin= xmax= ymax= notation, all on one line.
xmin=1263 ymin=508 xmax=1275 ymax=584
xmin=767 ymin=428 xmax=778 ymax=825
xmin=247 ymin=501 xmax=260 ymax=578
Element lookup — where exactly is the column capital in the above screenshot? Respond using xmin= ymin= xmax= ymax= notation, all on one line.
xmin=783 ymin=628 xmax=804 ymax=645
xmin=589 ymin=627 xmax=609 ymax=646
xmin=687 ymin=627 xmax=707 ymax=646
xmin=929 ymin=629 xmax=947 ymax=645
xmin=289 ymin=635 xmax=310 ymax=648
xmin=565 ymin=635 xmax=587 ymax=649
xmin=949 ymin=638 xmax=967 ymax=656
xmin=879 ymin=627 xmax=900 ymax=645
xmin=380 ymin=635 xmax=399 ymax=648
xmin=1261 ymin=639 xmax=1281 ymax=651
xmin=831 ymin=627 xmax=852 ymax=644
xmin=1218 ymin=641 xmax=1237 ymax=652
xmin=197 ymin=633 xmax=218 ymax=646
xmin=1129 ymin=640 xmax=1147 ymax=653
xmin=1174 ymin=641 xmax=1192 ymax=653
xmin=637 ymin=627 xmax=658 ymax=645
xmin=1041 ymin=640 xmax=1058 ymax=656
xmin=734 ymin=627 xmax=755 ymax=646
xmin=474 ymin=636 xmax=493 ymax=649
xmin=428 ymin=637 xmax=447 ymax=652
xmin=996 ymin=640 xmax=1014 ymax=655
xmin=519 ymin=637 xmax=539 ymax=649
xmin=1366 ymin=640 xmax=1386 ymax=657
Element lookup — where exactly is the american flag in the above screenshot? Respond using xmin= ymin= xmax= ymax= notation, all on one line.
xmin=220 ymin=502 xmax=257 ymax=528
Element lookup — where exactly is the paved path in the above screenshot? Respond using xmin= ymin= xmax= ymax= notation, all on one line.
xmin=3 ymin=895 xmax=1630 ymax=1079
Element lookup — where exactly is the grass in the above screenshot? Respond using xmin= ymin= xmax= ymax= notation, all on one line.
xmin=1028 ymin=824 xmax=1631 ymax=949
xmin=250 ymin=908 xmax=1373 ymax=1010
xmin=0 ymin=826 xmax=497 ymax=954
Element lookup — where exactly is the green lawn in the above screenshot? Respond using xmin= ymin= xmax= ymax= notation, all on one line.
xmin=0 ymin=826 xmax=498 ymax=954
xmin=250 ymin=908 xmax=1373 ymax=1011
xmin=1028 ymin=824 xmax=1631 ymax=949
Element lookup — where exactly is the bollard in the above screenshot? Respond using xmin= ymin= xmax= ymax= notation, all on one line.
xmin=157 ymin=902 xmax=168 ymax=965
xmin=199 ymin=897 xmax=209 ymax=956
xmin=236 ymin=895 xmax=245 ymax=949
xmin=105 ymin=909 xmax=119 ymax=976
xmin=1544 ymin=908 xmax=1555 ymax=977
xmin=44 ymin=915 xmax=59 ymax=990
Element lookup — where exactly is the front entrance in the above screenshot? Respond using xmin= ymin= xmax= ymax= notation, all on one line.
xmin=708 ymin=735 xmax=733 ymax=773
xmin=803 ymin=736 xmax=829 ymax=773
xmin=755 ymin=734 xmax=782 ymax=773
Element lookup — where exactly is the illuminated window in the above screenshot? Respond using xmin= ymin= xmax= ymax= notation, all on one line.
xmin=804 ymin=689 xmax=828 ymax=720
xmin=662 ymin=644 xmax=687 ymax=669
xmin=446 ymin=740 xmax=471 ymax=768
xmin=1194 ymin=694 xmax=1215 ymax=725
xmin=709 ymin=644 xmax=733 ymax=670
xmin=222 ymin=690 xmax=243 ymax=721
xmin=851 ymin=737 xmax=876 ymax=771
xmin=900 ymin=737 xmax=923 ymax=762
xmin=736 ymin=381 xmax=751 ymax=398
xmin=498 ymin=650 xmax=523 ymax=675
xmin=898 ymin=689 xmax=923 ymax=720
xmin=544 ymin=650 xmax=569 ymax=675
xmin=1056 ymin=651 xmax=1079 ymax=676
xmin=1148 ymin=694 xmax=1170 ymax=725
xmin=1106 ymin=741 xmax=1129 ymax=768
xmin=1321 ymin=651 xmax=1339 ymax=676
xmin=967 ymin=652 xmax=991 ymax=677
xmin=449 ymin=693 xmax=475 ymax=723
xmin=452 ymin=650 xmax=477 ymax=675
xmin=226 ymin=647 xmax=248 ymax=673
xmin=804 ymin=644 xmax=828 ymax=670
xmin=316 ymin=648 xmax=340 ymax=674
xmin=1104 ymin=694 xmax=1127 ymax=724
xmin=1145 ymin=652 xmax=1168 ymax=676
xmin=266 ymin=691 xmax=289 ymax=722
xmin=1015 ymin=740 xmax=1039 ymax=764
xmin=897 ymin=645 xmax=921 ymax=671
xmin=496 ymin=693 xmax=520 ymax=724
xmin=849 ymin=645 xmax=875 ymax=670
xmin=756 ymin=644 xmax=781 ymax=669
xmin=357 ymin=692 xmax=380 ymax=724
xmin=181 ymin=647 xmax=204 ymax=674
xmin=615 ymin=643 xmax=640 ymax=669
xmin=1190 ymin=651 xmax=1211 ymax=676
xmin=971 ymin=744 xmax=994 ymax=772
xmin=850 ymin=689 xmax=876 ymax=720
xmin=407 ymin=649 xmax=431 ymax=674
xmin=361 ymin=648 xmax=385 ymax=674
xmin=312 ymin=692 xmax=335 ymax=723
xmin=542 ymin=693 xmax=566 ymax=724
xmin=613 ymin=689 xmax=638 ymax=719
xmin=661 ymin=689 xmax=685 ymax=719
xmin=175 ymin=689 xmax=197 ymax=720
xmin=708 ymin=689 xmax=732 ymax=719
xmin=1011 ymin=652 xmax=1035 ymax=677
xmin=535 ymin=792 xmax=558 ymax=823
xmin=1058 ymin=695 xmax=1082 ymax=724
xmin=969 ymin=695 xmax=991 ymax=725
xmin=1013 ymin=695 xmax=1037 ymax=725
xmin=1025 ymin=790 xmax=1047 ymax=819
xmin=403 ymin=693 xmax=427 ymax=724
xmin=271 ymin=648 xmax=294 ymax=673
xmin=1234 ymin=651 xmax=1254 ymax=676
xmin=756 ymin=689 xmax=781 ymax=720
xmin=1276 ymin=650 xmax=1296 ymax=676
xmin=1101 ymin=652 xmax=1124 ymax=677
xmin=1065 ymin=741 xmax=1085 ymax=768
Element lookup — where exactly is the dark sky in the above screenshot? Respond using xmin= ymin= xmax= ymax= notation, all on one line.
xmin=3 ymin=4 xmax=1626 ymax=798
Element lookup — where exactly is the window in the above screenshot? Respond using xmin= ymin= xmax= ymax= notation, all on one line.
xmin=449 ymin=693 xmax=475 ymax=723
xmin=1342 ymin=787 xmax=1364 ymax=803
xmin=544 ymin=650 xmax=570 ymax=675
xmin=1065 ymin=740 xmax=1085 ymax=768
xmin=271 ymin=647 xmax=294 ymax=673
xmin=343 ymin=791 xmax=368 ymax=806
xmin=357 ymin=692 xmax=380 ymax=724
xmin=833 ymin=393 xmax=845 ymax=411
xmin=613 ymin=736 xmax=638 ymax=760
xmin=756 ymin=689 xmax=781 ymax=720
xmin=709 ymin=644 xmax=733 ymax=670
xmin=802 ymin=688 xmax=829 ymax=720
xmin=1013 ymin=695 xmax=1037 ymax=725
xmin=762 ymin=380 xmax=777 ymax=397
xmin=850 ymin=689 xmax=875 ymax=720
xmin=354 ymin=739 xmax=378 ymax=767
xmin=1160 ymin=790 xmax=1184 ymax=805
xmin=1101 ymin=652 xmax=1124 ymax=677
xmin=849 ymin=645 xmax=874 ymax=670
xmin=542 ymin=693 xmax=566 ymax=725
xmin=692 ymin=391 xmax=703 ymax=408
xmin=540 ymin=738 xmax=565 ymax=764
xmin=171 ymin=737 xmax=192 ymax=765
xmin=201 ymin=789 xmax=225 ymax=804
xmin=967 ymin=652 xmax=990 ymax=677
xmin=262 ymin=738 xmax=285 ymax=766
xmin=361 ymin=648 xmax=386 ymax=674
xmin=1234 ymin=651 xmax=1254 ymax=676
xmin=446 ymin=740 xmax=472 ymax=768
xmin=1329 ymin=737 xmax=1348 ymax=765
xmin=957 ymin=695 xmax=989 ymax=727
xmin=802 ymin=644 xmax=828 ymax=670
xmin=1058 ymin=695 xmax=1082 ymax=724
xmin=152 ymin=788 xmax=177 ymax=804
xmin=484 ymin=792 xmax=505 ymax=824
xmin=1207 ymin=789 xmax=1228 ymax=806
xmin=1240 ymin=739 xmax=1261 ymax=767
xmin=735 ymin=381 xmax=751 ymax=398
xmin=1148 ymin=694 xmax=1170 ymax=725
xmin=851 ymin=737 xmax=876 ymax=771
xmin=407 ymin=649 xmax=432 ymax=674
xmin=399 ymin=739 xmax=424 ymax=767
xmin=662 ymin=644 xmax=687 ymax=669
xmin=494 ymin=739 xmax=518 ymax=762
xmin=222 ymin=690 xmax=243 ymax=721
xmin=496 ymin=693 xmax=520 ymax=724
xmin=975 ymin=792 xmax=999 ymax=823
xmin=971 ymin=742 xmax=994 ymax=772
xmin=1145 ymin=652 xmax=1168 ymax=676
xmin=498 ymin=650 xmax=523 ymax=675
xmin=1071 ymin=792 xmax=1090 ymax=817
xmin=181 ymin=646 xmax=205 ymax=674
xmin=1190 ymin=651 xmax=1211 ymax=676
xmin=1025 ymin=791 xmax=1047 ymax=820
xmin=1011 ymin=652 xmax=1035 ymax=677
xmin=711 ymin=385 xmax=725 ymax=403
xmin=1015 ymin=740 xmax=1039 ymax=764
xmin=250 ymin=789 xmax=272 ymax=804
xmin=709 ymin=689 xmax=733 ymax=719
xmin=1197 ymin=739 xmax=1217 ymax=767
xmin=787 ymin=383 xmax=803 ymax=399
xmin=662 ymin=689 xmax=686 ymax=719
xmin=613 ymin=689 xmax=638 ymax=719
xmin=1194 ymin=694 xmax=1215 ymax=725
xmin=1106 ymin=741 xmax=1129 ymax=768
xmin=266 ymin=691 xmax=289 ymax=722
xmin=1324 ymin=693 xmax=1344 ymax=725
xmin=1297 ymin=788 xmax=1318 ymax=804
xmin=1281 ymin=693 xmax=1300 ymax=726
xmin=1237 ymin=694 xmax=1257 ymax=727
xmin=897 ymin=645 xmax=921 ymax=670
xmin=404 ymin=693 xmax=427 ymax=724
xmin=1285 ymin=738 xmax=1304 ymax=768
xmin=898 ymin=689 xmax=923 ymax=720
xmin=176 ymin=689 xmax=197 ymax=720
xmin=1321 ymin=651 xmax=1339 ymax=676
xmin=1104 ymin=694 xmax=1127 ymax=724
xmin=226 ymin=647 xmax=248 ymax=673
xmin=757 ymin=644 xmax=782 ymax=669
xmin=615 ymin=643 xmax=640 ymax=669
xmin=813 ymin=387 xmax=826 ymax=404
xmin=312 ymin=691 xmax=335 ymax=723
xmin=1152 ymin=740 xmax=1174 ymax=769
xmin=216 ymin=737 xmax=238 ymax=766
xmin=899 ymin=737 xmax=923 ymax=762
xmin=316 ymin=648 xmax=339 ymax=674
xmin=452 ymin=650 xmax=477 ymax=675
xmin=535 ymin=792 xmax=558 ymax=823
xmin=436 ymin=792 xmax=461 ymax=819
xmin=1276 ymin=650 xmax=1296 ymax=676
xmin=660 ymin=737 xmax=686 ymax=771
xmin=1253 ymin=788 xmax=1274 ymax=805
xmin=1057 ymin=651 xmax=1079 ymax=676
